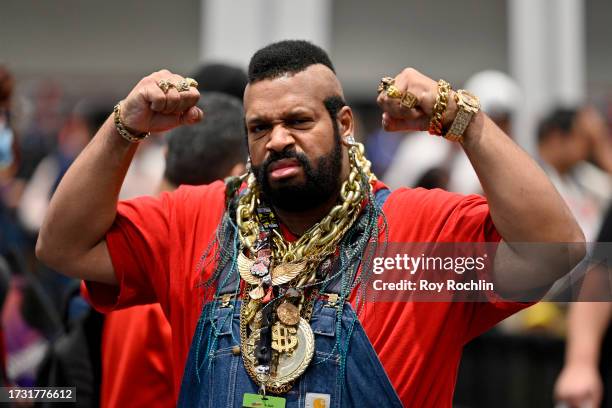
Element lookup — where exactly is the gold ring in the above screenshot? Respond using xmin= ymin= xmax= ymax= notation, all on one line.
xmin=377 ymin=76 xmax=395 ymax=93
xmin=176 ymin=79 xmax=190 ymax=92
xmin=186 ymin=77 xmax=199 ymax=88
xmin=386 ymin=85 xmax=403 ymax=99
xmin=157 ymin=79 xmax=174 ymax=94
xmin=400 ymin=91 xmax=418 ymax=109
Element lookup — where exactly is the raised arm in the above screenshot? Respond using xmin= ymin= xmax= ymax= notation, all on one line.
xmin=377 ymin=68 xmax=586 ymax=295
xmin=36 ymin=70 xmax=202 ymax=284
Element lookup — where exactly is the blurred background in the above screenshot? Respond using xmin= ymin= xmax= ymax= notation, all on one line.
xmin=1 ymin=0 xmax=611 ymax=407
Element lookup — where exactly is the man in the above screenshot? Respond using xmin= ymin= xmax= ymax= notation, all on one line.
xmin=37 ymin=40 xmax=584 ymax=407
xmin=100 ymin=91 xmax=247 ymax=407
xmin=537 ymin=107 xmax=612 ymax=241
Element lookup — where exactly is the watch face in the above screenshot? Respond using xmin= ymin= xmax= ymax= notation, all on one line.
xmin=458 ymin=90 xmax=480 ymax=111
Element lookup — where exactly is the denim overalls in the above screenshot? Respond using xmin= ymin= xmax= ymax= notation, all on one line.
xmin=178 ymin=190 xmax=402 ymax=408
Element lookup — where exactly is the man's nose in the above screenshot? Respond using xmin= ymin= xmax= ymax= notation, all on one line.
xmin=265 ymin=124 xmax=295 ymax=153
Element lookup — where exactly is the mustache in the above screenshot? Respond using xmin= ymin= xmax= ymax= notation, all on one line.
xmin=262 ymin=149 xmax=311 ymax=173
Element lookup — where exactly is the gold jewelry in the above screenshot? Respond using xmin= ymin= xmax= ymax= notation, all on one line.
xmin=237 ymin=142 xmax=375 ymax=264
xmin=385 ymin=85 xmax=403 ymax=99
xmin=113 ymin=101 xmax=150 ymax=143
xmin=185 ymin=77 xmax=199 ymax=88
xmin=445 ymin=89 xmax=480 ymax=143
xmin=243 ymin=316 xmax=315 ymax=394
xmin=176 ymin=79 xmax=190 ymax=92
xmin=276 ymin=302 xmax=300 ymax=326
xmin=237 ymin=142 xmax=376 ymax=394
xmin=400 ymin=91 xmax=418 ymax=109
xmin=377 ymin=76 xmax=395 ymax=93
xmin=428 ymin=79 xmax=451 ymax=136
xmin=157 ymin=79 xmax=174 ymax=94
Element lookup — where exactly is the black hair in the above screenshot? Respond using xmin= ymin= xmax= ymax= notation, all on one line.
xmin=190 ymin=63 xmax=248 ymax=102
xmin=164 ymin=92 xmax=246 ymax=186
xmin=248 ymin=40 xmax=345 ymax=125
xmin=537 ymin=107 xmax=579 ymax=144
xmin=248 ymin=40 xmax=335 ymax=83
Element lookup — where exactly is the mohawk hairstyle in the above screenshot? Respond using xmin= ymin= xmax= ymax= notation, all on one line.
xmin=248 ymin=40 xmax=335 ymax=83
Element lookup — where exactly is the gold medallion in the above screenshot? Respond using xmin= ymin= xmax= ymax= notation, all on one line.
xmin=271 ymin=322 xmax=298 ymax=353
xmin=276 ymin=302 xmax=300 ymax=326
xmin=244 ymin=318 xmax=315 ymax=393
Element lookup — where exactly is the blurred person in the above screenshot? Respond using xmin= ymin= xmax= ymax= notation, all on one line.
xmin=18 ymin=101 xmax=108 ymax=233
xmin=16 ymin=80 xmax=64 ymax=182
xmin=0 ymin=66 xmax=17 ymax=179
xmin=190 ymin=62 xmax=247 ymax=101
xmin=17 ymin=101 xmax=107 ymax=317
xmin=383 ymin=70 xmax=521 ymax=194
xmin=537 ymin=107 xmax=612 ymax=241
xmin=0 ymin=256 xmax=10 ymax=386
xmin=0 ymin=67 xmax=55 ymax=390
xmin=100 ymin=92 xmax=246 ymax=408
xmin=554 ymin=205 xmax=612 ymax=408
xmin=0 ymin=66 xmax=26 ymax=257
xmin=36 ymin=41 xmax=585 ymax=407
xmin=555 ymin=300 xmax=612 ymax=408
xmin=503 ymin=107 xmax=612 ymax=338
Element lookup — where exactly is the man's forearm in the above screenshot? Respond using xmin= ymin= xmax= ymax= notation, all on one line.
xmin=462 ymin=112 xmax=581 ymax=243
xmin=460 ymin=112 xmax=585 ymax=289
xmin=36 ymin=115 xmax=137 ymax=272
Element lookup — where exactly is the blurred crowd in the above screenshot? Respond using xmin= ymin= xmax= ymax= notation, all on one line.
xmin=1 ymin=62 xmax=611 ymax=407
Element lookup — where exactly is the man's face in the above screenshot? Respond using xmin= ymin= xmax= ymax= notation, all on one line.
xmin=244 ymin=65 xmax=347 ymax=211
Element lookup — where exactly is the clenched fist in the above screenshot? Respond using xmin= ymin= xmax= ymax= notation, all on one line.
xmin=119 ymin=69 xmax=203 ymax=134
xmin=376 ymin=67 xmax=458 ymax=133
xmin=554 ymin=363 xmax=603 ymax=408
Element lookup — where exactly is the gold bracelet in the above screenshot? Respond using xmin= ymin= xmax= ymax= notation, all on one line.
xmin=113 ymin=101 xmax=150 ymax=143
xmin=428 ymin=79 xmax=451 ymax=136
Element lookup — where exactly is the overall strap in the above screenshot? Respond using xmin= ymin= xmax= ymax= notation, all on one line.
xmin=216 ymin=259 xmax=241 ymax=295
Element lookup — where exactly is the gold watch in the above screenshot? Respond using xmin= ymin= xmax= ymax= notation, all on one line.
xmin=445 ymin=90 xmax=480 ymax=142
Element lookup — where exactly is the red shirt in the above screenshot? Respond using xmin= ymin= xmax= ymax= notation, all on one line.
xmin=84 ymin=181 xmax=529 ymax=407
xmin=100 ymin=305 xmax=174 ymax=408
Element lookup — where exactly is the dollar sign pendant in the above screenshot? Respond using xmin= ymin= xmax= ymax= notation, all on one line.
xmin=271 ymin=322 xmax=298 ymax=354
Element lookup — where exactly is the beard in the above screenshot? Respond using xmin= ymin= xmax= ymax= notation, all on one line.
xmin=252 ymin=130 xmax=343 ymax=212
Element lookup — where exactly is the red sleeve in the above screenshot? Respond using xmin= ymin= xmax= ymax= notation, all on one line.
xmin=83 ymin=182 xmax=226 ymax=314
xmin=387 ymin=188 xmax=532 ymax=342
xmin=431 ymin=191 xmax=532 ymax=342
xmin=83 ymin=192 xmax=174 ymax=313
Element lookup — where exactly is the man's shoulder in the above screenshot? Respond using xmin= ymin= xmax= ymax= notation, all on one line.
xmin=173 ymin=180 xmax=227 ymax=201
xmin=382 ymin=187 xmax=494 ymax=241
xmin=169 ymin=180 xmax=228 ymax=220
xmin=385 ymin=187 xmax=474 ymax=213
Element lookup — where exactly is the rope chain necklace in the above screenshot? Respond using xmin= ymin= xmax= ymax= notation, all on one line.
xmin=236 ymin=142 xmax=376 ymax=395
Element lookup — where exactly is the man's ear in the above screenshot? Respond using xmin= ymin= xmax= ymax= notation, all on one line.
xmin=337 ymin=106 xmax=355 ymax=146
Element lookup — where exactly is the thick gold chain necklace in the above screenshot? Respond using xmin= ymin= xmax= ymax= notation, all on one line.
xmin=237 ymin=142 xmax=375 ymax=262
xmin=235 ymin=142 xmax=375 ymax=395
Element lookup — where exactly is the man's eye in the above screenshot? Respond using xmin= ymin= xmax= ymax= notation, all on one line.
xmin=250 ymin=125 xmax=269 ymax=134
xmin=289 ymin=119 xmax=312 ymax=128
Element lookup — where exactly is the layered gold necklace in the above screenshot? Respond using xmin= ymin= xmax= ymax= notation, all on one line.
xmin=236 ymin=142 xmax=375 ymax=394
